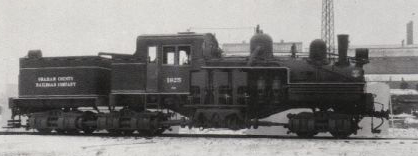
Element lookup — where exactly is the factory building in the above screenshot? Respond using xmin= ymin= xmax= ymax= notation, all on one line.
xmin=348 ymin=44 xmax=418 ymax=89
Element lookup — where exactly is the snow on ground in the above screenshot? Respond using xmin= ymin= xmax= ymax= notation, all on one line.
xmin=176 ymin=127 xmax=247 ymax=135
xmin=1 ymin=132 xmax=418 ymax=156
xmin=388 ymin=128 xmax=418 ymax=138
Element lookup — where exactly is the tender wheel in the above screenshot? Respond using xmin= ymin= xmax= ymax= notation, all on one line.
xmin=55 ymin=129 xmax=65 ymax=134
xmin=81 ymin=111 xmax=97 ymax=134
xmin=122 ymin=130 xmax=134 ymax=135
xmin=187 ymin=120 xmax=194 ymax=129
xmin=197 ymin=113 xmax=207 ymax=128
xmin=180 ymin=117 xmax=187 ymax=128
xmin=153 ymin=128 xmax=165 ymax=135
xmin=226 ymin=115 xmax=241 ymax=130
xmin=228 ymin=117 xmax=238 ymax=130
xmin=37 ymin=129 xmax=52 ymax=134
xmin=211 ymin=113 xmax=221 ymax=127
xmin=83 ymin=128 xmax=95 ymax=134
xmin=108 ymin=129 xmax=122 ymax=135
xmin=137 ymin=128 xmax=165 ymax=136
xmin=66 ymin=129 xmax=80 ymax=134
xmin=138 ymin=130 xmax=154 ymax=136
xmin=330 ymin=131 xmax=351 ymax=139
xmin=296 ymin=132 xmax=317 ymax=138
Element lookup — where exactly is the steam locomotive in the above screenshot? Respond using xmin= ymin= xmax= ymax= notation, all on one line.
xmin=6 ymin=26 xmax=388 ymax=138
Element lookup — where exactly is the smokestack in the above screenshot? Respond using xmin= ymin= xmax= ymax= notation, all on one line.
xmin=337 ymin=34 xmax=349 ymax=66
xmin=407 ymin=21 xmax=414 ymax=45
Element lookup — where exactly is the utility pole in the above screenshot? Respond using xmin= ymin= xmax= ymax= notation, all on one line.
xmin=321 ymin=0 xmax=335 ymax=58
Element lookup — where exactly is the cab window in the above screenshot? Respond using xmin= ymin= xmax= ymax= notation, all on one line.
xmin=162 ymin=45 xmax=191 ymax=66
xmin=179 ymin=46 xmax=191 ymax=65
xmin=163 ymin=46 xmax=176 ymax=65
xmin=148 ymin=46 xmax=157 ymax=63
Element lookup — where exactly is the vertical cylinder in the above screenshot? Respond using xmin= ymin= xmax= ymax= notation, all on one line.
xmin=355 ymin=48 xmax=369 ymax=67
xmin=337 ymin=34 xmax=349 ymax=65
xmin=250 ymin=30 xmax=273 ymax=60
xmin=309 ymin=39 xmax=327 ymax=63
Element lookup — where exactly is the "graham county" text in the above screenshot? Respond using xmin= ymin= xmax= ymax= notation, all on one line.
xmin=35 ymin=76 xmax=76 ymax=88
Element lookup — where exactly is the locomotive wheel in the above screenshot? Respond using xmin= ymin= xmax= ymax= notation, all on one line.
xmin=108 ymin=129 xmax=122 ymax=135
xmin=187 ymin=119 xmax=194 ymax=129
xmin=197 ymin=114 xmax=207 ymax=128
xmin=154 ymin=128 xmax=165 ymax=135
xmin=81 ymin=111 xmax=97 ymax=134
xmin=37 ymin=129 xmax=52 ymax=134
xmin=138 ymin=130 xmax=154 ymax=136
xmin=137 ymin=128 xmax=164 ymax=136
xmin=330 ymin=131 xmax=351 ymax=139
xmin=227 ymin=115 xmax=240 ymax=130
xmin=296 ymin=132 xmax=317 ymax=138
xmin=211 ymin=113 xmax=221 ymax=127
xmin=122 ymin=130 xmax=134 ymax=135
xmin=55 ymin=129 xmax=65 ymax=134
xmin=83 ymin=128 xmax=95 ymax=134
xmin=66 ymin=129 xmax=80 ymax=134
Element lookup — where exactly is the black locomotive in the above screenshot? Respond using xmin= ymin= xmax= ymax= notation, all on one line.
xmin=6 ymin=26 xmax=388 ymax=138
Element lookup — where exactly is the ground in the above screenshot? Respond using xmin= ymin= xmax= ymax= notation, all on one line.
xmin=1 ymin=129 xmax=418 ymax=156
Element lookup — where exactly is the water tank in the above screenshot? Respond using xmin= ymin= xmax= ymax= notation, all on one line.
xmin=309 ymin=39 xmax=327 ymax=62
xmin=250 ymin=31 xmax=273 ymax=59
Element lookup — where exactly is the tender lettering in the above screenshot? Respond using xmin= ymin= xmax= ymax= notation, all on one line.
xmin=38 ymin=77 xmax=56 ymax=82
xmin=58 ymin=76 xmax=73 ymax=81
xmin=36 ymin=82 xmax=57 ymax=87
xmin=36 ymin=76 xmax=76 ymax=88
xmin=57 ymin=82 xmax=76 ymax=87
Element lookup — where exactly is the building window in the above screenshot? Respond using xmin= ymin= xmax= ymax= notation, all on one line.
xmin=179 ymin=46 xmax=191 ymax=65
xmin=148 ymin=46 xmax=157 ymax=63
xmin=163 ymin=46 xmax=176 ymax=65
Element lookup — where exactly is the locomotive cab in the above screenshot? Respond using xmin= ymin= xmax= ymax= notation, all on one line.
xmin=134 ymin=33 xmax=220 ymax=93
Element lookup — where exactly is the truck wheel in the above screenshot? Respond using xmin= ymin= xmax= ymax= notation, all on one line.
xmin=296 ymin=132 xmax=317 ymax=138
xmin=37 ymin=129 xmax=51 ymax=134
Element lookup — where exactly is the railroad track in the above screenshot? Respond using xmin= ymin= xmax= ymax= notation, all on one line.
xmin=1 ymin=131 xmax=418 ymax=141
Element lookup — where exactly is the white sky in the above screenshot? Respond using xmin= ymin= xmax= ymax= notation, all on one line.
xmin=0 ymin=0 xmax=418 ymax=87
